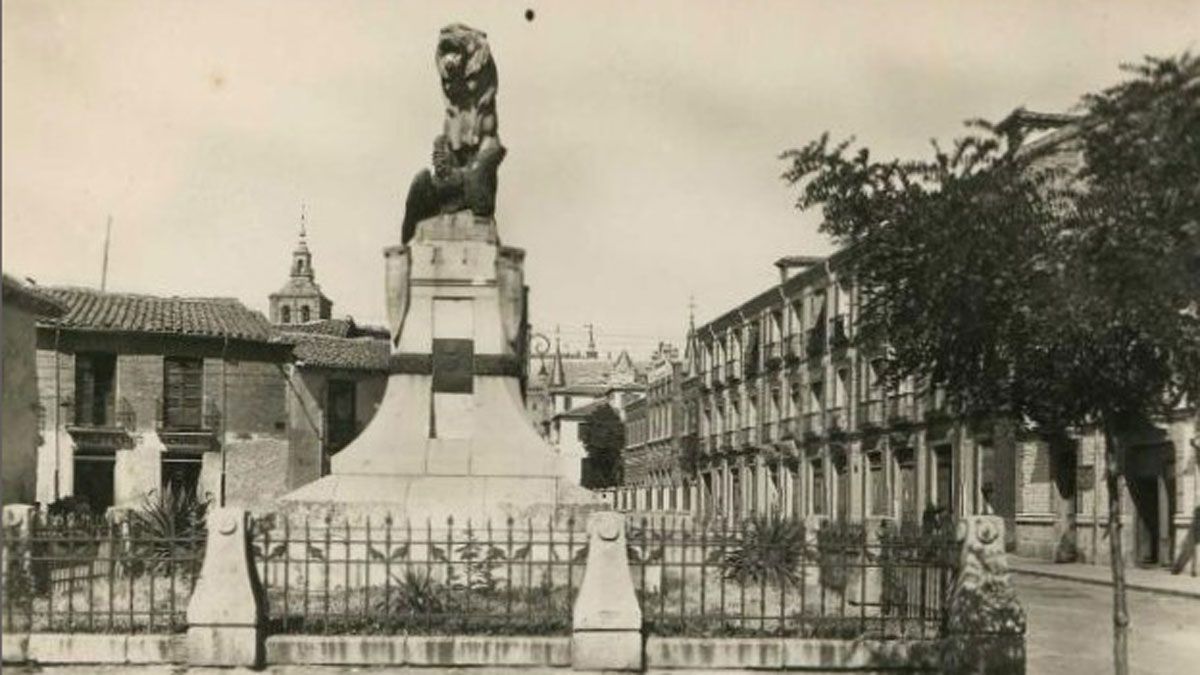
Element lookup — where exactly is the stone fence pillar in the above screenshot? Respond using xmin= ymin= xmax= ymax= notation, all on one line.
xmin=572 ymin=511 xmax=642 ymax=671
xmin=3 ymin=504 xmax=36 ymax=583
xmin=938 ymin=515 xmax=1026 ymax=674
xmin=186 ymin=507 xmax=265 ymax=667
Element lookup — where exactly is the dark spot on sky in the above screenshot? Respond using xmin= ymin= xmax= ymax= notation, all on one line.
xmin=210 ymin=71 xmax=225 ymax=90
xmin=525 ymin=9 xmax=535 ymax=22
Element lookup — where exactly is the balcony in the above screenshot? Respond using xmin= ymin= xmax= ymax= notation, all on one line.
xmin=711 ymin=367 xmax=725 ymax=390
xmin=803 ymin=411 xmax=824 ymax=438
xmin=726 ymin=361 xmax=742 ymax=385
xmin=736 ymin=427 xmax=750 ymax=447
xmin=777 ymin=417 xmax=795 ymax=440
xmin=887 ymin=393 xmax=916 ymax=423
xmin=721 ymin=431 xmax=735 ymax=451
xmin=858 ymin=399 xmax=885 ymax=429
xmin=827 ymin=407 xmax=846 ymax=434
xmin=784 ymin=334 xmax=803 ymax=367
xmin=65 ymin=399 xmax=136 ymax=451
xmin=924 ymin=386 xmax=951 ymax=421
xmin=760 ymin=421 xmax=775 ymax=443
xmin=830 ymin=315 xmax=850 ymax=352
xmin=764 ymin=342 xmax=783 ymax=371
xmin=806 ymin=327 xmax=826 ymax=360
xmin=156 ymin=405 xmax=222 ymax=453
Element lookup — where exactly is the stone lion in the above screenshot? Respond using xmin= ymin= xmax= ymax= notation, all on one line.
xmin=401 ymin=24 xmax=507 ymax=244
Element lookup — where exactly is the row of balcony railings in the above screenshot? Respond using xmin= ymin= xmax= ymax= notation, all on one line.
xmin=46 ymin=398 xmax=223 ymax=435
xmin=700 ymin=393 xmax=933 ymax=453
xmin=4 ymin=506 xmax=961 ymax=643
xmin=702 ymin=317 xmax=863 ymax=388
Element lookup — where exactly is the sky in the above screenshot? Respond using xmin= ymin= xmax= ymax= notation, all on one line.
xmin=4 ymin=1 xmax=1198 ymax=357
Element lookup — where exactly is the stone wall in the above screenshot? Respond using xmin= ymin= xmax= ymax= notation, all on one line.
xmin=3 ymin=303 xmax=40 ymax=504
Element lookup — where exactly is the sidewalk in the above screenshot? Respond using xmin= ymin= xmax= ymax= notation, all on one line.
xmin=1009 ymin=555 xmax=1200 ymax=599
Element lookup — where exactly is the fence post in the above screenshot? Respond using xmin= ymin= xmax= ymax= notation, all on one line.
xmin=572 ymin=511 xmax=642 ymax=671
xmin=186 ymin=507 xmax=265 ymax=667
xmin=939 ymin=515 xmax=1026 ymax=674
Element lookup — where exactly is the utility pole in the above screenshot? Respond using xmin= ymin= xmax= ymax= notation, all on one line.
xmin=100 ymin=215 xmax=112 ymax=291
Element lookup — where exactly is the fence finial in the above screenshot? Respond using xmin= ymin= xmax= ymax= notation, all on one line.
xmin=572 ymin=511 xmax=642 ymax=671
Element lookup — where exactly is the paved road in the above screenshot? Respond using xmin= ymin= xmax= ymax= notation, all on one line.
xmin=1017 ymin=575 xmax=1200 ymax=675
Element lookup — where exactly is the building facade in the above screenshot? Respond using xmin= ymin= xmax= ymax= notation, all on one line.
xmin=34 ymin=287 xmax=296 ymax=512
xmin=616 ymin=355 xmax=697 ymax=513
xmin=2 ymin=276 xmax=65 ymax=505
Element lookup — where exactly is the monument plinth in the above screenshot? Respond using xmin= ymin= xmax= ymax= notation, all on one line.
xmin=280 ymin=25 xmax=603 ymax=524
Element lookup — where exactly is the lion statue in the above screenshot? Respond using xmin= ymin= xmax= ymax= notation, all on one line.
xmin=401 ymin=24 xmax=506 ymax=244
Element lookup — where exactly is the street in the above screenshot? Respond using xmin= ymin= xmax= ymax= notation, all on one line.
xmin=1017 ymin=575 xmax=1200 ymax=675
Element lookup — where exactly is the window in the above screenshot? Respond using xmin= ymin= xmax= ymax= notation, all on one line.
xmin=810 ymin=460 xmax=825 ymax=515
xmin=897 ymin=449 xmax=918 ymax=523
xmin=834 ymin=455 xmax=850 ymax=521
xmin=163 ymin=357 xmax=204 ymax=430
xmin=74 ymin=352 xmax=116 ymax=426
xmin=300 ymin=305 xmax=311 ymax=323
xmin=326 ymin=380 xmax=358 ymax=458
xmin=162 ymin=453 xmax=202 ymax=499
xmin=869 ymin=452 xmax=888 ymax=516
xmin=281 ymin=306 xmax=291 ymax=324
xmin=934 ymin=445 xmax=953 ymax=511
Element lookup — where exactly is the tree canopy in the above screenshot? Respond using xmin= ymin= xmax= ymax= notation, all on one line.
xmin=782 ymin=53 xmax=1200 ymax=436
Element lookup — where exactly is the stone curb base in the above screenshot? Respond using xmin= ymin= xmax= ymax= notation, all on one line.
xmin=1 ymin=633 xmax=184 ymax=665
xmin=646 ymin=637 xmax=928 ymax=671
xmin=1010 ymin=564 xmax=1200 ymax=600
xmin=266 ymin=635 xmax=571 ymax=667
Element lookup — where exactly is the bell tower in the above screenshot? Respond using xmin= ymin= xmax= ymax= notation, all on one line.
xmin=269 ymin=205 xmax=333 ymax=324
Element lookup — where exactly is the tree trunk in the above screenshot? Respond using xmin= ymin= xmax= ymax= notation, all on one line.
xmin=1104 ymin=425 xmax=1129 ymax=675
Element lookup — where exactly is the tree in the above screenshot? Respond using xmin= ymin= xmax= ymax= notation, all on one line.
xmin=579 ymin=403 xmax=625 ymax=489
xmin=782 ymin=53 xmax=1200 ymax=675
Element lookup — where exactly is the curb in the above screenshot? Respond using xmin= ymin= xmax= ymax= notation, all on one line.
xmin=1011 ymin=566 xmax=1200 ymax=600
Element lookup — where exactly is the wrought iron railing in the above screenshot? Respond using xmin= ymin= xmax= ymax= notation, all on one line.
xmin=627 ymin=518 xmax=956 ymax=639
xmin=250 ymin=515 xmax=586 ymax=636
xmin=2 ymin=508 xmax=205 ymax=634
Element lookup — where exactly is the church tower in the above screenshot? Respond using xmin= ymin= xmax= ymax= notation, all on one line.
xmin=269 ymin=206 xmax=333 ymax=324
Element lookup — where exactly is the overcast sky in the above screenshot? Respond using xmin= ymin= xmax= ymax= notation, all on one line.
xmin=4 ymin=1 xmax=1197 ymax=356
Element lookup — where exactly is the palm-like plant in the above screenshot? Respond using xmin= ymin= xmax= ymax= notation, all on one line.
xmin=127 ymin=486 xmax=209 ymax=576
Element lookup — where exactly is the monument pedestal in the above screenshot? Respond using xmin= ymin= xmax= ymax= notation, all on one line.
xmin=281 ymin=212 xmax=603 ymax=525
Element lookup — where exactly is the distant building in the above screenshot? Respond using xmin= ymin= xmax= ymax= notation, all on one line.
xmin=524 ymin=332 xmax=650 ymax=483
xmin=2 ymin=276 xmax=65 ymax=505
xmin=616 ymin=347 xmax=697 ymax=513
xmin=269 ymin=214 xmax=332 ymax=325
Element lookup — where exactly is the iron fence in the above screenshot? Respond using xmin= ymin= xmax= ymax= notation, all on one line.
xmin=1 ymin=509 xmax=205 ymax=634
xmin=626 ymin=517 xmax=956 ymax=640
xmin=250 ymin=514 xmax=587 ymax=636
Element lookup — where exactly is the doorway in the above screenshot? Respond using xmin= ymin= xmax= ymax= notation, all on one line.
xmin=1126 ymin=443 xmax=1175 ymax=567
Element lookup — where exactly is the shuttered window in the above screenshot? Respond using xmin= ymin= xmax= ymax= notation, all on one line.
xmin=163 ymin=357 xmax=204 ymax=429
xmin=74 ymin=353 xmax=116 ymax=426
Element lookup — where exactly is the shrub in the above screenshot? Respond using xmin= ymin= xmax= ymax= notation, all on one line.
xmin=127 ymin=486 xmax=208 ymax=576
xmin=722 ymin=515 xmax=807 ymax=587
xmin=376 ymin=569 xmax=457 ymax=616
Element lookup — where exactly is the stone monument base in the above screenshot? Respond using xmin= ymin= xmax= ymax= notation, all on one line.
xmin=279 ymin=473 xmax=603 ymax=527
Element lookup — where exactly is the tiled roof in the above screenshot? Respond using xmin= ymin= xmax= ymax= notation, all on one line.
xmin=288 ymin=333 xmax=390 ymax=372
xmin=3 ymin=275 xmax=66 ymax=317
xmin=38 ymin=286 xmax=279 ymax=342
xmin=283 ymin=318 xmax=356 ymax=338
xmin=282 ymin=318 xmax=392 ymax=341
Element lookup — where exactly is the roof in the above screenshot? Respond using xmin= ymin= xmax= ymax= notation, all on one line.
xmin=555 ymin=398 xmax=610 ymax=421
xmin=3 ymin=275 xmax=66 ymax=317
xmin=38 ymin=286 xmax=279 ymax=342
xmin=270 ymin=275 xmax=331 ymax=301
xmin=287 ymin=333 xmax=390 ymax=372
